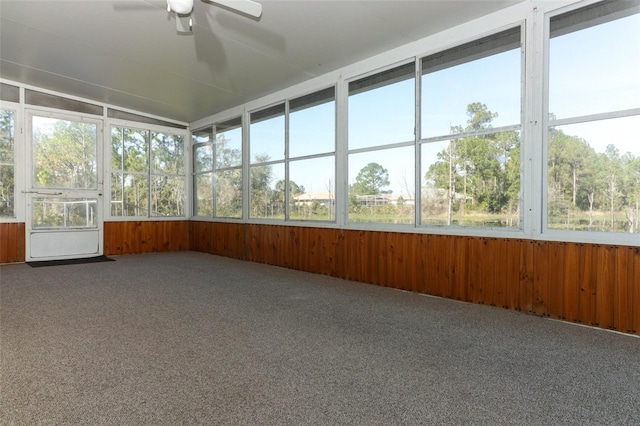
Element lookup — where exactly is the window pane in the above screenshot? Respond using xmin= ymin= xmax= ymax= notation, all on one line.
xmin=250 ymin=162 xmax=284 ymax=219
xmin=349 ymin=64 xmax=415 ymax=150
xmin=290 ymin=156 xmax=335 ymax=221
xmin=123 ymin=128 xmax=148 ymax=173
xmin=547 ymin=116 xmax=640 ymax=233
xmin=110 ymin=173 xmax=123 ymax=216
xmin=290 ymin=89 xmax=335 ymax=157
xmin=111 ymin=127 xmax=124 ymax=171
xmin=151 ymin=132 xmax=184 ymax=175
xmin=0 ymin=165 xmax=14 ymax=217
xmin=216 ymin=119 xmax=242 ymax=168
xmin=250 ymin=104 xmax=285 ymax=163
xmin=194 ymin=144 xmax=213 ymax=173
xmin=192 ymin=126 xmax=213 ymax=144
xmin=0 ymin=109 xmax=14 ymax=163
xmin=151 ymin=175 xmax=184 ymax=217
xmin=33 ymin=116 xmax=97 ymax=189
xmin=348 ymin=146 xmax=415 ymax=224
xmin=549 ymin=6 xmax=640 ymax=119
xmin=123 ymin=173 xmax=148 ymax=216
xmin=421 ymin=131 xmax=521 ymax=228
xmin=215 ymin=168 xmax=242 ymax=218
xmin=421 ymin=28 xmax=521 ymax=138
xmin=194 ymin=173 xmax=214 ymax=217
xmin=0 ymin=109 xmax=15 ymax=217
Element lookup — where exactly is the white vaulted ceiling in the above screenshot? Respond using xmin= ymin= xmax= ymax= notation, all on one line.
xmin=0 ymin=0 xmax=524 ymax=123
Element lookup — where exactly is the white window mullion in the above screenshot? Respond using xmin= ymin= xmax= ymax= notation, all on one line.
xmin=335 ymin=77 xmax=349 ymax=228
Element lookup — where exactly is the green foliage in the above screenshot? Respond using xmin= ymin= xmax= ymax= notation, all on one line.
xmin=547 ymin=129 xmax=640 ymax=232
xmin=111 ymin=126 xmax=186 ymax=217
xmin=34 ymin=118 xmax=97 ymax=189
xmin=352 ymin=162 xmax=390 ymax=195
xmin=425 ymin=103 xmax=520 ymax=225
xmin=0 ymin=109 xmax=15 ymax=216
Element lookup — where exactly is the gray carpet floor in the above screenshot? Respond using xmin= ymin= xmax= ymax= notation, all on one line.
xmin=1 ymin=251 xmax=639 ymax=425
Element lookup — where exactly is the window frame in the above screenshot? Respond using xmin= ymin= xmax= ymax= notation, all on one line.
xmin=247 ymin=86 xmax=338 ymax=223
xmin=417 ymin=23 xmax=525 ymax=231
xmin=108 ymin=119 xmax=188 ymax=220
xmin=192 ymin=117 xmax=244 ymax=220
xmin=542 ymin=0 xmax=640 ymax=244
xmin=346 ymin=60 xmax=417 ymax=227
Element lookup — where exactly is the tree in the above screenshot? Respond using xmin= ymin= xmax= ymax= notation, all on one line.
xmin=250 ymin=154 xmax=274 ymax=217
xmin=34 ymin=119 xmax=97 ymax=189
xmin=426 ymin=103 xmax=520 ymax=225
xmin=0 ymin=109 xmax=15 ymax=217
xmin=352 ymin=162 xmax=390 ymax=195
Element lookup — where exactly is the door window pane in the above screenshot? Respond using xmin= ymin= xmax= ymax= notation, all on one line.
xmin=32 ymin=197 xmax=97 ymax=229
xmin=33 ymin=116 xmax=97 ymax=189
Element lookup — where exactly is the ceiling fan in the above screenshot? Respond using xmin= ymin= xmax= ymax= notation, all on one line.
xmin=167 ymin=0 xmax=263 ymax=33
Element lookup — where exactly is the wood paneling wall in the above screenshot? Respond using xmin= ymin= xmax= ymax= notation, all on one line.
xmin=190 ymin=222 xmax=640 ymax=336
xmin=0 ymin=223 xmax=25 ymax=263
xmin=104 ymin=221 xmax=189 ymax=256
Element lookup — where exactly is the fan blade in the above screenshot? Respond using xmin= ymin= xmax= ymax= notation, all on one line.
xmin=208 ymin=0 xmax=262 ymax=18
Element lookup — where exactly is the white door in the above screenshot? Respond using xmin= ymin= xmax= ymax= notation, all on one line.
xmin=25 ymin=111 xmax=103 ymax=261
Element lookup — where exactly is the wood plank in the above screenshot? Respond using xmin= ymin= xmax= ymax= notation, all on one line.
xmin=468 ymin=237 xmax=485 ymax=304
xmin=563 ymin=242 xmax=581 ymax=323
xmin=632 ymin=247 xmax=640 ymax=335
xmin=519 ymin=240 xmax=534 ymax=313
xmin=492 ymin=237 xmax=509 ymax=309
xmin=613 ymin=247 xmax=632 ymax=333
xmin=532 ymin=241 xmax=549 ymax=316
xmin=504 ymin=238 xmax=521 ymax=311
xmin=546 ymin=242 xmax=566 ymax=320
xmin=483 ymin=238 xmax=498 ymax=307
xmin=596 ymin=245 xmax=615 ymax=330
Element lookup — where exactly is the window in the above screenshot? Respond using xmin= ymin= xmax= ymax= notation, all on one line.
xmin=0 ymin=109 xmax=15 ymax=217
xmin=348 ymin=63 xmax=416 ymax=224
xmin=289 ymin=88 xmax=335 ymax=221
xmin=249 ymin=87 xmax=336 ymax=221
xmin=111 ymin=125 xmax=185 ymax=217
xmin=193 ymin=117 xmax=242 ymax=218
xmin=420 ymin=27 xmax=522 ymax=228
xmin=250 ymin=104 xmax=285 ymax=219
xmin=547 ymin=1 xmax=640 ymax=233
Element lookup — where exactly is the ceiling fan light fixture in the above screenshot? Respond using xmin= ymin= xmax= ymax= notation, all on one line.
xmin=167 ymin=0 xmax=193 ymax=15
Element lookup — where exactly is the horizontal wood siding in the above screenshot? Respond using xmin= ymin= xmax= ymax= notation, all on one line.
xmin=104 ymin=221 xmax=189 ymax=256
xmin=189 ymin=222 xmax=640 ymax=336
xmin=0 ymin=222 xmax=25 ymax=263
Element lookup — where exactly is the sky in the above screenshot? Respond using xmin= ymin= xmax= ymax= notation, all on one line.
xmin=212 ymin=10 xmax=639 ymax=199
